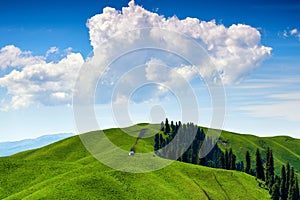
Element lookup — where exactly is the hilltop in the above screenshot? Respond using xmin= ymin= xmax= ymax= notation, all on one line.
xmin=1 ymin=124 xmax=299 ymax=199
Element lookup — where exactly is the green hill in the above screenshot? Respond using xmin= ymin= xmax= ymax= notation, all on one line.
xmin=1 ymin=124 xmax=299 ymax=199
xmin=217 ymin=129 xmax=300 ymax=178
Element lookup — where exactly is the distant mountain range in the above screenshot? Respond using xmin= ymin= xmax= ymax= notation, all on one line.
xmin=0 ymin=133 xmax=74 ymax=157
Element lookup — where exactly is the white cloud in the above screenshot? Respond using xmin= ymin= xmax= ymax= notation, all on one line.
xmin=0 ymin=46 xmax=84 ymax=110
xmin=87 ymin=0 xmax=271 ymax=84
xmin=290 ymin=28 xmax=298 ymax=35
xmin=240 ymin=101 xmax=300 ymax=122
xmin=0 ymin=1 xmax=272 ymax=110
xmin=282 ymin=28 xmax=300 ymax=41
xmin=0 ymin=45 xmax=44 ymax=70
xmin=46 ymin=46 xmax=59 ymax=57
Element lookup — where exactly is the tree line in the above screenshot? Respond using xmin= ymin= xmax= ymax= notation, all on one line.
xmin=153 ymin=119 xmax=299 ymax=200
xmin=154 ymin=119 xmax=237 ymax=169
xmin=247 ymin=147 xmax=299 ymax=200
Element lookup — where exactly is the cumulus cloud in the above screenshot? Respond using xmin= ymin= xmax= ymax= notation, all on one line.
xmin=0 ymin=46 xmax=84 ymax=110
xmin=0 ymin=1 xmax=272 ymax=110
xmin=0 ymin=45 xmax=44 ymax=70
xmin=87 ymin=0 xmax=271 ymax=84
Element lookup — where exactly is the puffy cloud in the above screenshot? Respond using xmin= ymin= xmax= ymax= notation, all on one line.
xmin=0 ymin=45 xmax=44 ymax=70
xmin=0 ymin=1 xmax=272 ymax=110
xmin=0 ymin=46 xmax=84 ymax=110
xmin=87 ymin=0 xmax=271 ymax=84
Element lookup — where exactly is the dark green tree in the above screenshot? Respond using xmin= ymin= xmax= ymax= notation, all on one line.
xmin=287 ymin=168 xmax=299 ymax=200
xmin=229 ymin=148 xmax=236 ymax=170
xmin=245 ymin=150 xmax=251 ymax=174
xmin=256 ymin=148 xmax=265 ymax=181
xmin=165 ymin=118 xmax=170 ymax=134
xmin=154 ymin=133 xmax=160 ymax=151
xmin=219 ymin=151 xmax=225 ymax=169
xmin=170 ymin=121 xmax=175 ymax=133
xmin=286 ymin=162 xmax=291 ymax=197
xmin=225 ymin=149 xmax=229 ymax=170
xmin=271 ymin=175 xmax=281 ymax=200
xmin=280 ymin=165 xmax=288 ymax=200
xmin=160 ymin=121 xmax=164 ymax=131
xmin=271 ymin=176 xmax=281 ymax=200
xmin=266 ymin=147 xmax=275 ymax=188
xmin=295 ymin=175 xmax=299 ymax=200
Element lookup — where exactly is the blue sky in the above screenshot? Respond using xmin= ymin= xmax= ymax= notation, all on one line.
xmin=0 ymin=0 xmax=299 ymax=141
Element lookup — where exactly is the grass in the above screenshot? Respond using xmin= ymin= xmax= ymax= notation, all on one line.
xmin=216 ymin=129 xmax=300 ymax=177
xmin=1 ymin=124 xmax=298 ymax=199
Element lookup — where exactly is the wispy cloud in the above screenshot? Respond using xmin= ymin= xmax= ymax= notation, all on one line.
xmin=282 ymin=28 xmax=300 ymax=41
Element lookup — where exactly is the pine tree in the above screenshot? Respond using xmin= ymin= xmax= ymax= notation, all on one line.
xmin=286 ymin=162 xmax=291 ymax=197
xmin=225 ymin=149 xmax=229 ymax=170
xmin=280 ymin=165 xmax=288 ymax=200
xmin=219 ymin=151 xmax=225 ymax=169
xmin=256 ymin=148 xmax=265 ymax=181
xmin=160 ymin=121 xmax=164 ymax=131
xmin=170 ymin=121 xmax=175 ymax=133
xmin=266 ymin=147 xmax=275 ymax=188
xmin=288 ymin=168 xmax=295 ymax=200
xmin=271 ymin=176 xmax=281 ymax=200
xmin=165 ymin=118 xmax=170 ymax=134
xmin=229 ymin=148 xmax=233 ymax=169
xmin=245 ymin=150 xmax=251 ymax=174
xmin=295 ymin=175 xmax=299 ymax=200
xmin=229 ymin=148 xmax=236 ymax=170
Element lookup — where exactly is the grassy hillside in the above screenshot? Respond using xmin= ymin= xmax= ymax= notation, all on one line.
xmin=0 ymin=125 xmax=272 ymax=200
xmin=216 ymin=129 xmax=300 ymax=177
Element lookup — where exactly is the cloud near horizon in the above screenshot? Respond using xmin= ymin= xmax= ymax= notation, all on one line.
xmin=0 ymin=0 xmax=271 ymax=109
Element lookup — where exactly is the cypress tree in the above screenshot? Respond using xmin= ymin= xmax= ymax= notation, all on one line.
xmin=160 ymin=121 xmax=164 ymax=131
xmin=229 ymin=148 xmax=233 ymax=169
xmin=170 ymin=121 xmax=175 ymax=133
xmin=225 ymin=149 xmax=229 ymax=170
xmin=271 ymin=176 xmax=281 ymax=200
xmin=286 ymin=162 xmax=291 ymax=196
xmin=295 ymin=175 xmax=299 ymax=200
xmin=280 ymin=165 xmax=288 ymax=200
xmin=165 ymin=118 xmax=170 ymax=134
xmin=266 ymin=147 xmax=275 ymax=188
xmin=229 ymin=148 xmax=236 ymax=170
xmin=245 ymin=150 xmax=251 ymax=174
xmin=236 ymin=161 xmax=244 ymax=172
xmin=288 ymin=168 xmax=295 ymax=200
xmin=256 ymin=148 xmax=265 ymax=181
xmin=219 ymin=151 xmax=225 ymax=169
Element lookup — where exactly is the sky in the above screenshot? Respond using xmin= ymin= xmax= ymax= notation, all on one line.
xmin=0 ymin=0 xmax=299 ymax=141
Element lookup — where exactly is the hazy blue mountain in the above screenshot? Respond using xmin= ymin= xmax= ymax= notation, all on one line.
xmin=0 ymin=133 xmax=74 ymax=157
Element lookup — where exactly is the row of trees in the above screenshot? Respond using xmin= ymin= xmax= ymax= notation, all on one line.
xmin=245 ymin=148 xmax=299 ymax=200
xmin=154 ymin=119 xmax=299 ymax=199
xmin=154 ymin=119 xmax=222 ymax=167
xmin=154 ymin=119 xmax=238 ymax=169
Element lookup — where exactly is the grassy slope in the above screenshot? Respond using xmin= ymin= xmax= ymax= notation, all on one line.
xmin=216 ymin=129 xmax=300 ymax=177
xmin=0 ymin=125 xmax=272 ymax=200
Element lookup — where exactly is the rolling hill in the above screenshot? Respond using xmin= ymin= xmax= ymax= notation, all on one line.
xmin=0 ymin=124 xmax=299 ymax=199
